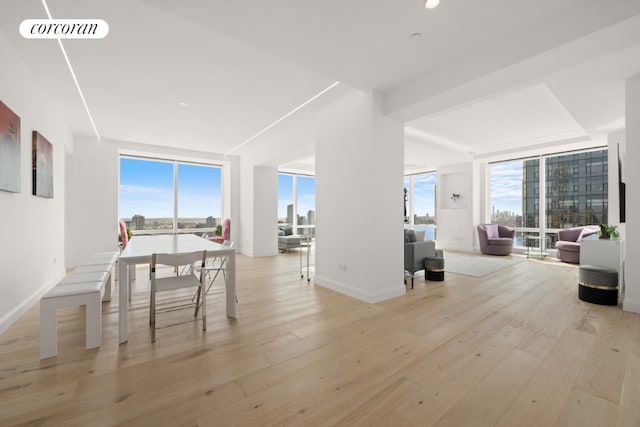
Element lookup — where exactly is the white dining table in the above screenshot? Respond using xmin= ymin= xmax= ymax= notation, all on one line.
xmin=117 ymin=233 xmax=236 ymax=343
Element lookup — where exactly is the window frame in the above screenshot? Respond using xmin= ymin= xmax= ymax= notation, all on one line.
xmin=119 ymin=154 xmax=224 ymax=235
xmin=488 ymin=147 xmax=608 ymax=252
xmin=277 ymin=172 xmax=316 ymax=236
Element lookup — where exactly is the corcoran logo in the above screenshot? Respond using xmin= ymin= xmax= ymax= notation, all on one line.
xmin=20 ymin=19 xmax=109 ymax=39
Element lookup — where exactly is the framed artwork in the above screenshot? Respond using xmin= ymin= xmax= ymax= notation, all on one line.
xmin=32 ymin=131 xmax=53 ymax=198
xmin=0 ymin=99 xmax=21 ymax=193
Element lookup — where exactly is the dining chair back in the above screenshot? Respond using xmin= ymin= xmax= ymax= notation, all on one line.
xmin=197 ymin=240 xmax=237 ymax=302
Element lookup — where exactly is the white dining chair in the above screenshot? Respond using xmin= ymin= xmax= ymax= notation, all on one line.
xmin=150 ymin=250 xmax=207 ymax=343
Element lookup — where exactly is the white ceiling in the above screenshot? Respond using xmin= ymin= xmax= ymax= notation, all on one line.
xmin=2 ymin=0 xmax=640 ymax=173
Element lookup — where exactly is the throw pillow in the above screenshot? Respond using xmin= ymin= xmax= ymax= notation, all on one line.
xmin=485 ymin=224 xmax=499 ymax=239
xmin=404 ymin=229 xmax=417 ymax=242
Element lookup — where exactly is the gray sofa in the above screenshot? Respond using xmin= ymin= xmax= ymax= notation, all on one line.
xmin=404 ymin=229 xmax=442 ymax=287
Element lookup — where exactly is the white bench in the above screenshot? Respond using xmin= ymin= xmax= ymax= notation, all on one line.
xmin=40 ymin=252 xmax=118 ymax=359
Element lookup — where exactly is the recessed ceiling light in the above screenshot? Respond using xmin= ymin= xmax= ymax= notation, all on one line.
xmin=425 ymin=0 xmax=440 ymax=9
xmin=178 ymin=101 xmax=188 ymax=107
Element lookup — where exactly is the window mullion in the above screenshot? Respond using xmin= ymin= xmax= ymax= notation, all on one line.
xmin=173 ymin=161 xmax=178 ymax=233
xmin=292 ymin=175 xmax=298 ymax=234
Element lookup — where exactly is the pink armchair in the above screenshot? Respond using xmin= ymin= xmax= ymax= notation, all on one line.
xmin=209 ymin=218 xmax=230 ymax=244
xmin=119 ymin=220 xmax=129 ymax=249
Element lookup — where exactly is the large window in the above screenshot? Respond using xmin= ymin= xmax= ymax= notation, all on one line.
xmin=296 ymin=175 xmax=316 ymax=234
xmin=278 ymin=173 xmax=315 ymax=236
xmin=120 ymin=156 xmax=222 ymax=234
xmin=545 ymin=150 xmax=608 ymax=228
xmin=490 ymin=148 xmax=607 ymax=249
xmin=490 ymin=160 xmax=524 ymax=228
xmin=404 ymin=172 xmax=437 ymax=240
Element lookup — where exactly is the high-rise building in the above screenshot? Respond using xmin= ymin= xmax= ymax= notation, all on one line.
xmin=131 ymin=214 xmax=145 ymax=230
xmin=287 ymin=204 xmax=294 ymax=226
xmin=523 ymin=150 xmax=608 ymax=229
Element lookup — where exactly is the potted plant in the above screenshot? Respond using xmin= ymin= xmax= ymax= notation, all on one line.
xmin=598 ymin=224 xmax=620 ymax=240
xmin=118 ymin=226 xmax=133 ymax=243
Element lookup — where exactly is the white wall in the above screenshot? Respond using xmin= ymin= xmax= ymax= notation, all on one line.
xmin=0 ymin=31 xmax=71 ymax=333
xmin=624 ymin=75 xmax=640 ymax=313
xmin=315 ymin=89 xmax=405 ymax=303
xmin=436 ymin=163 xmax=474 ymax=252
xmin=252 ymin=166 xmax=278 ymax=257
xmin=68 ymin=137 xmax=119 ymax=267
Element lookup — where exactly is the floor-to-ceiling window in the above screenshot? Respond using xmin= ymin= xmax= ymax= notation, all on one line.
xmin=545 ymin=150 xmax=608 ymax=228
xmin=296 ymin=175 xmax=316 ymax=236
xmin=119 ymin=156 xmax=223 ymax=234
xmin=404 ymin=172 xmax=437 ymax=240
xmin=490 ymin=148 xmax=607 ymax=251
xmin=278 ymin=173 xmax=315 ymax=236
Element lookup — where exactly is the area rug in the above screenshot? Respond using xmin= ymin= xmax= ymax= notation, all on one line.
xmin=444 ymin=251 xmax=523 ymax=277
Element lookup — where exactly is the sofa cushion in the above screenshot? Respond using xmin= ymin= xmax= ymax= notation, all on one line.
xmin=488 ymin=237 xmax=513 ymax=246
xmin=556 ymin=241 xmax=580 ymax=252
xmin=484 ymin=224 xmax=499 ymax=239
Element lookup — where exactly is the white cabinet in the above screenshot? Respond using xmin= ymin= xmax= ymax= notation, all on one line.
xmin=580 ymin=239 xmax=624 ymax=289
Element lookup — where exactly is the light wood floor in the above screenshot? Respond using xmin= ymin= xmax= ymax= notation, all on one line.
xmin=1 ymin=251 xmax=639 ymax=426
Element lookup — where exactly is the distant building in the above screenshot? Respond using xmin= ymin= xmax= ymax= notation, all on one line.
xmin=131 ymin=214 xmax=145 ymax=230
xmin=523 ymin=150 xmax=608 ymax=229
xmin=206 ymin=216 xmax=216 ymax=227
xmin=287 ymin=204 xmax=294 ymax=226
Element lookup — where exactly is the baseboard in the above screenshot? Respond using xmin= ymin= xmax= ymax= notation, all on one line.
xmin=622 ymin=296 xmax=640 ymax=314
xmin=314 ymin=275 xmax=405 ymax=304
xmin=0 ymin=273 xmax=63 ymax=335
xmin=252 ymin=249 xmax=279 ymax=257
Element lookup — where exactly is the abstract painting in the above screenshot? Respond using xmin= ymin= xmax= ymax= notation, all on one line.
xmin=32 ymin=131 xmax=53 ymax=198
xmin=0 ymin=100 xmax=21 ymax=193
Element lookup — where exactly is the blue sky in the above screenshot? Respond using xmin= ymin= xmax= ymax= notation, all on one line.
xmin=119 ymin=158 xmax=222 ymax=219
xmin=490 ymin=160 xmax=523 ymax=214
xmin=277 ymin=174 xmax=315 ymax=220
xmin=405 ymin=172 xmax=437 ymax=217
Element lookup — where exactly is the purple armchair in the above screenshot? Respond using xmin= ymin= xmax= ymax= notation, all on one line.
xmin=555 ymin=225 xmax=599 ymax=263
xmin=477 ymin=224 xmax=514 ymax=256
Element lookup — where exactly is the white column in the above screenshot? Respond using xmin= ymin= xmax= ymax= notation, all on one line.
xmin=624 ymin=75 xmax=640 ymax=313
xmin=253 ymin=166 xmax=278 ymax=257
xmin=238 ymin=158 xmax=278 ymax=257
xmin=315 ymin=89 xmax=405 ymax=303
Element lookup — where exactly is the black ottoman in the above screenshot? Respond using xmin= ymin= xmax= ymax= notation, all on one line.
xmin=425 ymin=256 xmax=445 ymax=281
xmin=578 ymin=264 xmax=618 ymax=306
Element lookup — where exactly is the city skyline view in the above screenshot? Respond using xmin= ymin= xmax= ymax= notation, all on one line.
xmin=411 ymin=172 xmax=437 ymax=219
xmin=278 ymin=174 xmax=316 ymax=224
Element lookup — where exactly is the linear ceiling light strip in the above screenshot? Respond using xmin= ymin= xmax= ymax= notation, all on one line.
xmin=41 ymin=0 xmax=101 ymax=140
xmin=226 ymin=81 xmax=341 ymax=155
